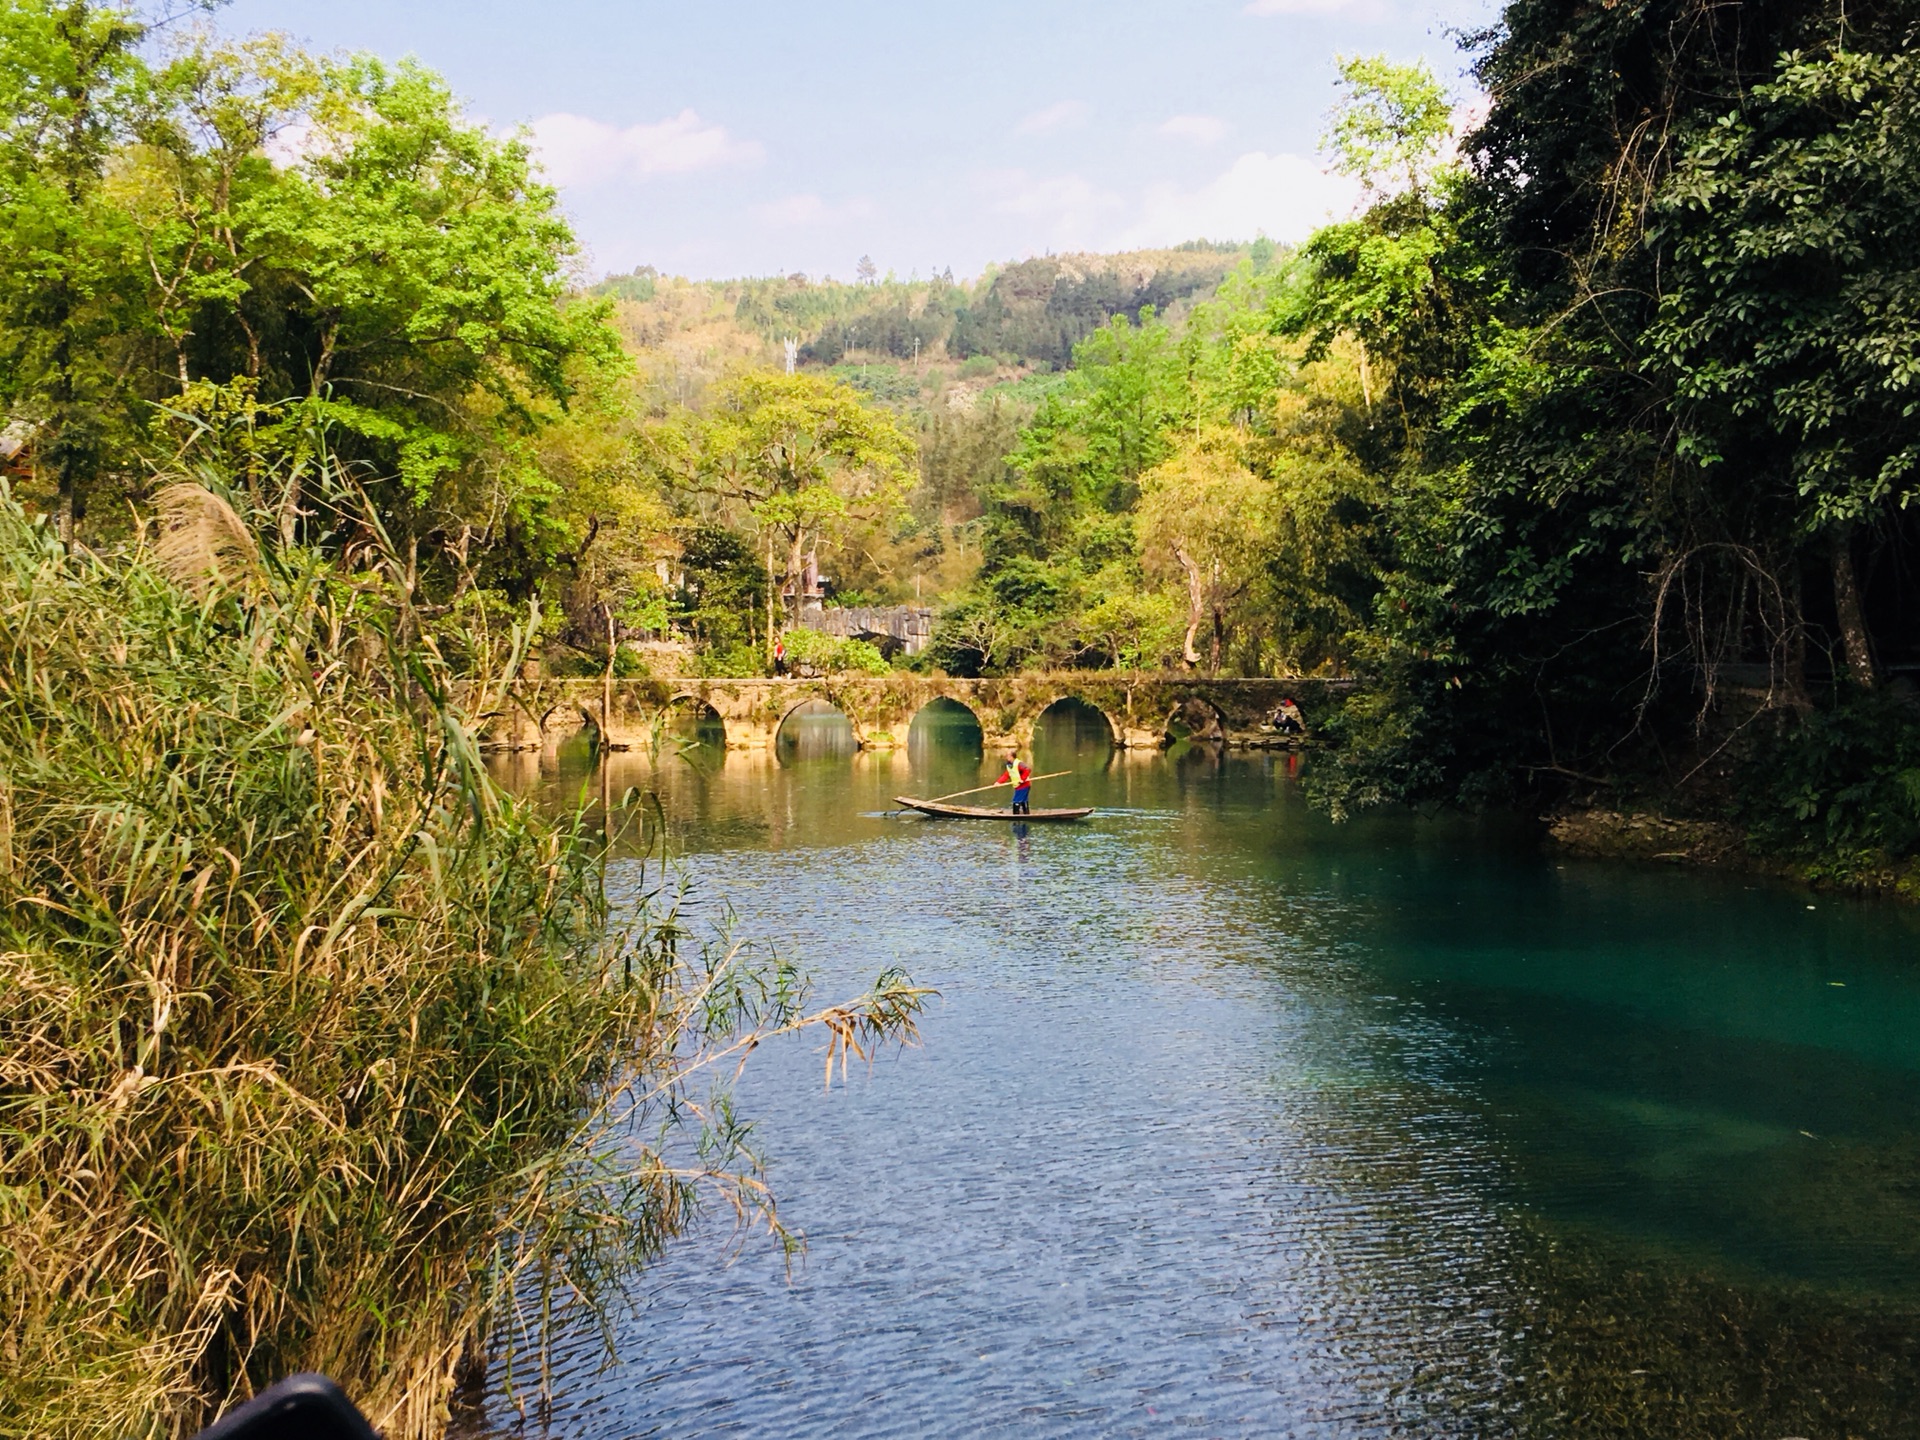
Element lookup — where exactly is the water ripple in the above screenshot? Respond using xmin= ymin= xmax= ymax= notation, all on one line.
xmin=468 ymin=755 xmax=1920 ymax=1440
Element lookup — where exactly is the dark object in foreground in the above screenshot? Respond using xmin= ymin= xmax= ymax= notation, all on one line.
xmin=191 ymin=1374 xmax=378 ymax=1440
xmin=895 ymin=796 xmax=1095 ymax=821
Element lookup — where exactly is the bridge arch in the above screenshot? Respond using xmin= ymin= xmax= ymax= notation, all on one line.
xmin=774 ymin=696 xmax=861 ymax=763
xmin=659 ymin=694 xmax=728 ymax=749
xmin=1162 ymin=695 xmax=1228 ymax=746
xmin=907 ymin=696 xmax=984 ymax=758
xmin=1029 ymin=695 xmax=1120 ymax=756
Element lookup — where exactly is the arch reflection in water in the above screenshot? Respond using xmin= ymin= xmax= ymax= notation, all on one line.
xmin=775 ymin=698 xmax=858 ymax=765
xmin=660 ymin=698 xmax=727 ymax=756
xmin=1031 ymin=696 xmax=1115 ymax=768
xmin=907 ymin=697 xmax=989 ymax=800
xmin=907 ymin=697 xmax=983 ymax=762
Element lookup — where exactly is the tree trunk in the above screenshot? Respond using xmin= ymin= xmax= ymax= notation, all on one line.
xmin=1209 ymin=606 xmax=1224 ymax=676
xmin=1831 ymin=530 xmax=1876 ymax=690
xmin=49 ymin=321 xmax=85 ymax=550
xmin=785 ymin=527 xmax=806 ymax=621
xmin=1779 ymin=558 xmax=1811 ymax=714
xmin=601 ymin=605 xmax=614 ymax=818
xmin=1174 ymin=543 xmax=1203 ymax=669
xmin=311 ymin=315 xmax=339 ymax=393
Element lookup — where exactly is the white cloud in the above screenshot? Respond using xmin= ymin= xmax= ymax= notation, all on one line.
xmin=976 ymin=168 xmax=1125 ymax=250
xmin=1159 ymin=114 xmax=1232 ymax=146
xmin=527 ymin=110 xmax=762 ymax=188
xmin=1013 ymin=100 xmax=1090 ymax=136
xmin=1120 ymin=151 xmax=1363 ymax=248
xmin=754 ymin=193 xmax=878 ymax=229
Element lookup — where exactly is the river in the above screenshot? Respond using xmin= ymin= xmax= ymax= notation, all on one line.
xmin=479 ymin=701 xmax=1920 ymax=1438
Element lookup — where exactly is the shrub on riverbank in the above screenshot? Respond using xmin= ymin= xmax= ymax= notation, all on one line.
xmin=1734 ymin=691 xmax=1920 ymax=898
xmin=0 ymin=474 xmax=922 ymax=1437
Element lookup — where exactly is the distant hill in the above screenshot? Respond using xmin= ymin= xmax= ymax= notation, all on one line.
xmin=586 ymin=242 xmax=1260 ymax=388
xmin=948 ymin=244 xmax=1247 ymax=368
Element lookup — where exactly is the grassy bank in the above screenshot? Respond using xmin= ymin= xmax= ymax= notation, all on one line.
xmin=0 ymin=476 xmax=922 ymax=1438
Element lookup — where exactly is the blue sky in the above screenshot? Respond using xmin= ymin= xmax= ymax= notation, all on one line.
xmin=214 ymin=0 xmax=1493 ymax=283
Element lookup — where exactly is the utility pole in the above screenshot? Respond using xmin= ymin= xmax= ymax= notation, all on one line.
xmin=784 ymin=336 xmax=798 ymax=375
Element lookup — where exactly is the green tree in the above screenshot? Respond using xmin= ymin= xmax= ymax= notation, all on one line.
xmin=1278 ymin=56 xmax=1466 ymax=435
xmin=1074 ymin=578 xmax=1182 ymax=671
xmin=1136 ymin=435 xmax=1273 ymax=672
xmin=0 ymin=13 xmax=630 ymax=598
xmin=671 ymin=522 xmax=767 ymax=665
xmin=1647 ymin=47 xmax=1920 ymax=690
xmin=693 ymin=370 xmax=914 ymax=620
xmin=235 ymin=54 xmax=619 ymax=573
xmin=0 ymin=0 xmax=145 ymax=540
xmin=1323 ymin=53 xmax=1453 ymax=199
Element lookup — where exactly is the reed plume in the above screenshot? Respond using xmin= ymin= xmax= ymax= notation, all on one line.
xmin=150 ymin=481 xmax=263 ymax=599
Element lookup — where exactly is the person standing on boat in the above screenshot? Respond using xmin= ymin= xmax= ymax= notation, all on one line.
xmin=996 ymin=750 xmax=1033 ymax=815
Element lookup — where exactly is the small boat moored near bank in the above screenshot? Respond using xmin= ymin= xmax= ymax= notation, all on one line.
xmin=893 ymin=796 xmax=1095 ymax=822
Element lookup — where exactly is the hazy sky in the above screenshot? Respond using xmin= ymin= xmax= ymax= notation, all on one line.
xmin=212 ymin=0 xmax=1493 ymax=283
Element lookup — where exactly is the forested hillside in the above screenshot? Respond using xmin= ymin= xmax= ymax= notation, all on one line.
xmin=590 ymin=243 xmax=1249 ymax=374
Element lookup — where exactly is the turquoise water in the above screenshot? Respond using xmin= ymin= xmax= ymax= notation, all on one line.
xmin=481 ymin=708 xmax=1920 ymax=1438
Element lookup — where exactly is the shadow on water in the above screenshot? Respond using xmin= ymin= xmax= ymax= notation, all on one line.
xmin=480 ymin=737 xmax=1920 ymax=1439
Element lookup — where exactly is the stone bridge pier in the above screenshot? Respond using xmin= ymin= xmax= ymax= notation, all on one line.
xmin=481 ymin=673 xmax=1348 ymax=755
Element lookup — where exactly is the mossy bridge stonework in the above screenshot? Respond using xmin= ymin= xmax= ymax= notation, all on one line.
xmin=482 ymin=674 xmax=1348 ymax=754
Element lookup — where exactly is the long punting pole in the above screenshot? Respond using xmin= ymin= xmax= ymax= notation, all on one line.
xmin=920 ymin=771 xmax=1073 ymax=805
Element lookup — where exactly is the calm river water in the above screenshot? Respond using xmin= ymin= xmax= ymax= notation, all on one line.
xmin=480 ymin=703 xmax=1920 ymax=1439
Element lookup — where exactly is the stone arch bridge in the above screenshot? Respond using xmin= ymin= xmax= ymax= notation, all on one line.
xmin=481 ymin=673 xmax=1348 ymax=754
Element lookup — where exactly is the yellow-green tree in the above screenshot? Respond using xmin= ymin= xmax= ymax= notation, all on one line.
xmin=695 ymin=370 xmax=914 ymax=619
xmin=1136 ymin=434 xmax=1273 ymax=672
xmin=1251 ymin=344 xmax=1382 ymax=673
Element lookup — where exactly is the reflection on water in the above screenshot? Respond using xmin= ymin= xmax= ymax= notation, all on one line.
xmin=1033 ymin=695 xmax=1116 ymax=765
xmin=907 ymin=695 xmax=982 ymax=768
xmin=478 ymin=712 xmax=1920 ymax=1439
xmin=776 ymin=697 xmax=859 ymax=764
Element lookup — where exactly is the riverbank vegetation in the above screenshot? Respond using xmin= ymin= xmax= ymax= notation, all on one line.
xmin=0 ymin=449 xmax=923 ymax=1437
xmin=0 ymin=6 xmax=925 ymax=1434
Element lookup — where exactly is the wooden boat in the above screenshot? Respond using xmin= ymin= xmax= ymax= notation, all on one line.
xmin=894 ymin=796 xmax=1094 ymax=822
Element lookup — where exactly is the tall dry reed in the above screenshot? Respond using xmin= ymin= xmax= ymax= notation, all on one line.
xmin=0 ymin=471 xmax=923 ymax=1438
